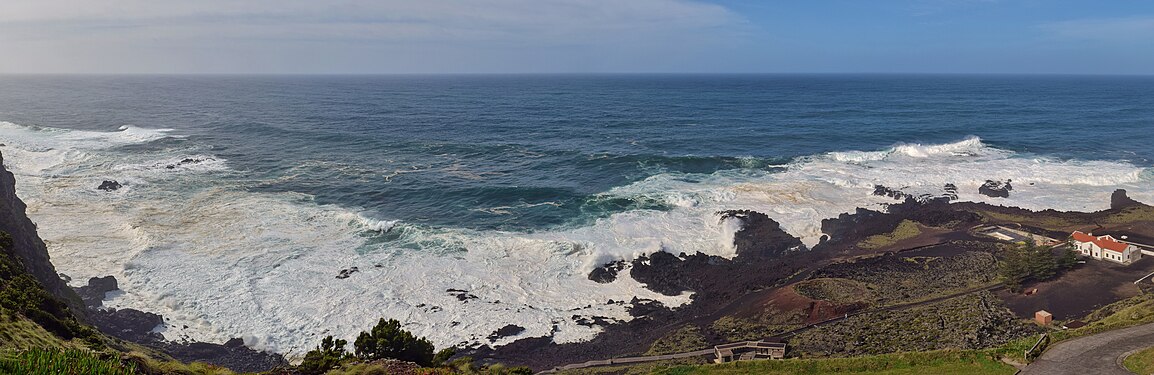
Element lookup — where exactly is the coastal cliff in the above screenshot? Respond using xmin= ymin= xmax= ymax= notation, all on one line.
xmin=0 ymin=152 xmax=82 ymax=313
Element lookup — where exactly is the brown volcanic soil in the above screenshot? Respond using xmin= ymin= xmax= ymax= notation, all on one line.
xmin=998 ymin=257 xmax=1154 ymax=321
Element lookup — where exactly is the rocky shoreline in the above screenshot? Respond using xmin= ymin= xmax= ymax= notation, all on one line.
xmin=9 ymin=141 xmax=1153 ymax=373
xmin=74 ymin=275 xmax=288 ymax=373
xmin=465 ymin=188 xmax=1154 ymax=370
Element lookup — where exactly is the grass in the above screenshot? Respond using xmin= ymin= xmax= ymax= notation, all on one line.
xmin=1050 ymin=293 xmax=1154 ymax=343
xmin=1124 ymin=346 xmax=1154 ymax=375
xmin=640 ymin=349 xmax=1015 ymax=375
xmin=792 ymin=278 xmax=873 ymax=305
xmin=0 ymin=347 xmax=136 ymax=375
xmin=647 ymin=325 xmax=710 ymax=356
xmin=858 ymin=220 xmax=921 ymax=250
xmin=1103 ymin=205 xmax=1154 ymax=224
xmin=977 ymin=210 xmax=1078 ymax=229
xmin=0 ymin=311 xmax=69 ymax=350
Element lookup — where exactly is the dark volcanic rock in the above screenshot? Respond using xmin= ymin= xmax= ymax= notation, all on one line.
xmin=76 ymin=276 xmax=118 ymax=308
xmin=447 ymin=289 xmax=479 ymax=301
xmin=1111 ymin=189 xmax=1141 ymax=210
xmin=588 ymin=260 xmax=627 ymax=283
xmin=89 ymin=308 xmax=164 ymax=343
xmin=629 ymin=251 xmax=710 ymax=296
xmin=488 ymin=324 xmax=526 ymax=342
xmin=336 ymin=266 xmax=359 ymax=279
xmin=96 ymin=180 xmax=122 ymax=191
xmin=625 ymin=297 xmax=667 ymax=318
xmin=943 ymin=183 xmax=959 ymax=201
xmin=571 ymin=315 xmax=622 ymax=328
xmin=718 ymin=210 xmax=806 ymax=257
xmin=979 ymin=179 xmax=1012 ymax=198
xmin=87 ymin=305 xmax=288 ymax=372
xmin=161 ymin=338 xmax=288 ymax=373
xmin=873 ymin=185 xmax=909 ymax=201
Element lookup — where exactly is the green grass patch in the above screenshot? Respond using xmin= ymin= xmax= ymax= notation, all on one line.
xmin=1050 ymin=293 xmax=1154 ymax=343
xmin=977 ymin=211 xmax=1078 ymax=229
xmin=1124 ymin=345 xmax=1154 ymax=375
xmin=793 ymin=278 xmax=874 ymax=305
xmin=0 ymin=347 xmax=136 ymax=375
xmin=858 ymin=220 xmax=922 ymax=250
xmin=647 ymin=325 xmax=710 ymax=356
xmin=645 ymin=349 xmax=1015 ymax=375
xmin=0 ymin=312 xmax=68 ymax=351
xmin=1103 ymin=206 xmax=1154 ymax=224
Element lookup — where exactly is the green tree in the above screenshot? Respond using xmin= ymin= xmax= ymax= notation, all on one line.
xmin=998 ymin=241 xmax=1073 ymax=292
xmin=432 ymin=346 xmax=457 ymax=367
xmin=353 ymin=318 xmax=435 ymax=366
xmin=298 ymin=335 xmax=349 ymax=375
xmin=1057 ymin=247 xmax=1080 ymax=270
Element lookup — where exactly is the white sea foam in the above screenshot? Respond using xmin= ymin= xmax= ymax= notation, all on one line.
xmin=2 ymin=122 xmax=1152 ymax=357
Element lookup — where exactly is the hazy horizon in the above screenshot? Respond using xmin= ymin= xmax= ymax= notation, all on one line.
xmin=2 ymin=1 xmax=1153 ymax=75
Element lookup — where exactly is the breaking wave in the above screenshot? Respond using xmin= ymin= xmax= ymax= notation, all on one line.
xmin=2 ymin=121 xmax=1151 ymax=356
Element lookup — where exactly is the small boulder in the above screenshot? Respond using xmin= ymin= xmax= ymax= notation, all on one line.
xmin=97 ymin=180 xmax=122 ymax=191
xmin=335 ymin=267 xmax=360 ymax=279
xmin=978 ymin=179 xmax=1012 ymax=198
xmin=486 ymin=324 xmax=526 ymax=342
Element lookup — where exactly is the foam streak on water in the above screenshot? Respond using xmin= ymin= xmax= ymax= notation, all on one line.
xmin=2 ymin=122 xmax=1151 ymax=356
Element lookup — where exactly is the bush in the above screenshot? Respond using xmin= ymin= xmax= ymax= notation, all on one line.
xmin=0 ymin=232 xmax=103 ymax=348
xmin=298 ymin=335 xmax=349 ymax=375
xmin=353 ymin=318 xmax=435 ymax=366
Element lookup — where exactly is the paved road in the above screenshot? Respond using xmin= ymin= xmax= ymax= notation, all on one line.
xmin=1023 ymin=322 xmax=1154 ymax=375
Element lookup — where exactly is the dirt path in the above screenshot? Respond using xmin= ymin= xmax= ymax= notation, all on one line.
xmin=1022 ymin=322 xmax=1154 ymax=375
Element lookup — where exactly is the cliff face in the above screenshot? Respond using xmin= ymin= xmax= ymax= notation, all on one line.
xmin=0 ymin=151 xmax=81 ymax=311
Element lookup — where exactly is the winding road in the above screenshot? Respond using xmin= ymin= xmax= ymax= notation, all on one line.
xmin=1022 ymin=322 xmax=1154 ymax=375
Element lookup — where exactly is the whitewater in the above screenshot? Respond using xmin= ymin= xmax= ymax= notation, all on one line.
xmin=2 ymin=120 xmax=1151 ymax=357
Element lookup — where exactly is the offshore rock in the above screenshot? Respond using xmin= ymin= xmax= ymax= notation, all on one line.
xmin=979 ymin=179 xmax=1012 ymax=198
xmin=487 ymin=324 xmax=526 ymax=342
xmin=97 ymin=180 xmax=122 ymax=191
xmin=873 ymin=185 xmax=909 ymax=201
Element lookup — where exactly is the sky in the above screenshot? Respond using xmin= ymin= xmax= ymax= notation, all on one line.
xmin=1 ymin=0 xmax=1152 ymax=74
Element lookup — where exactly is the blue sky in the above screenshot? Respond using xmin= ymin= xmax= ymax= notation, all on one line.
xmin=1 ymin=0 xmax=1152 ymax=74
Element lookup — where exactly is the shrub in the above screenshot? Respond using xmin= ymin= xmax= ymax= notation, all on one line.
xmin=298 ymin=335 xmax=349 ymax=375
xmin=353 ymin=318 xmax=435 ymax=366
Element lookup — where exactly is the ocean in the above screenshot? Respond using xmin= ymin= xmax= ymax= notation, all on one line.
xmin=0 ymin=74 xmax=1152 ymax=354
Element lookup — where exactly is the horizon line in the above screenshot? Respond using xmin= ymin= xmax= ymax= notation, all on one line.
xmin=2 ymin=72 xmax=1153 ymax=77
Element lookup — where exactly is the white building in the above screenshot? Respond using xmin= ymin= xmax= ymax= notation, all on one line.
xmin=1071 ymin=231 xmax=1140 ymax=265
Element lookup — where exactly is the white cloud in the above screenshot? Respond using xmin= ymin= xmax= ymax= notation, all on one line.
xmin=0 ymin=0 xmax=747 ymax=73
xmin=0 ymin=0 xmax=741 ymax=43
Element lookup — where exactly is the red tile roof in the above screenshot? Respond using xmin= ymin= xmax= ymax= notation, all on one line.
xmin=1096 ymin=236 xmax=1130 ymax=253
xmin=1071 ymin=231 xmax=1131 ymax=253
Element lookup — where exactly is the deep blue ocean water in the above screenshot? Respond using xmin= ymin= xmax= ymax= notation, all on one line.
xmin=2 ymin=74 xmax=1152 ymax=231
